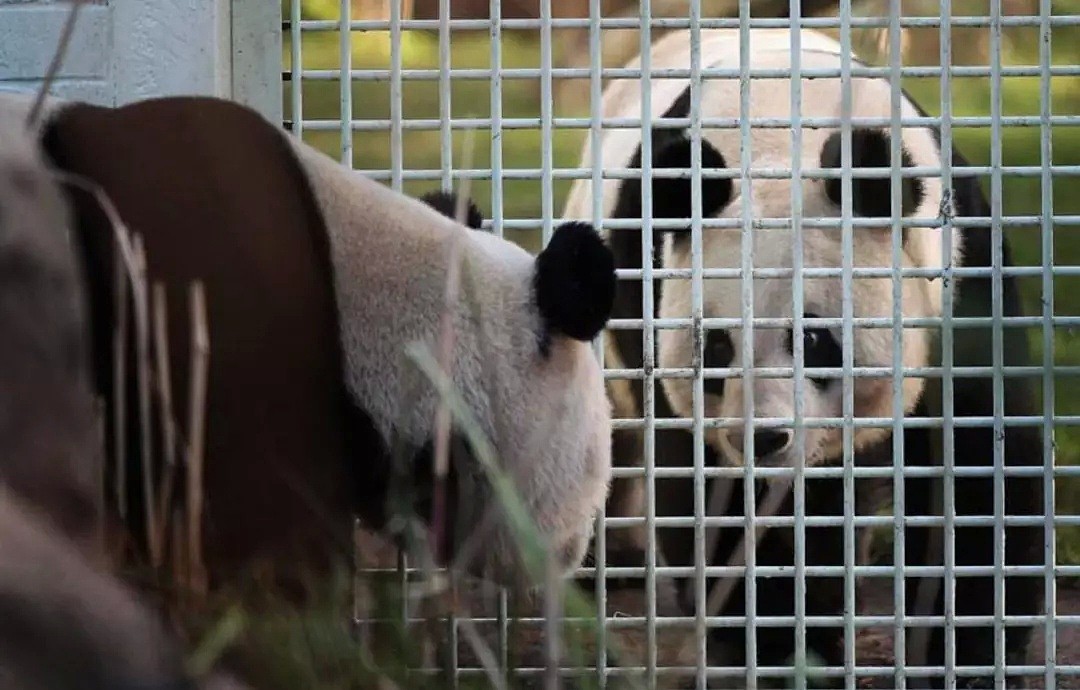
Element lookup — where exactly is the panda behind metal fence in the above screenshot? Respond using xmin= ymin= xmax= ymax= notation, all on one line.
xmin=285 ymin=1 xmax=1079 ymax=688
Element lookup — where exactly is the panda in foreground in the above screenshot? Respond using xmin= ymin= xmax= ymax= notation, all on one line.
xmin=563 ymin=28 xmax=1045 ymax=688
xmin=5 ymin=91 xmax=615 ymax=593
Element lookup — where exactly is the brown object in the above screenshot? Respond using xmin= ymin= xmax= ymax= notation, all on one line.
xmin=41 ymin=97 xmax=357 ymax=594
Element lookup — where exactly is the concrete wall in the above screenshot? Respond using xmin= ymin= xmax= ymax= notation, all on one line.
xmin=0 ymin=0 xmax=281 ymax=122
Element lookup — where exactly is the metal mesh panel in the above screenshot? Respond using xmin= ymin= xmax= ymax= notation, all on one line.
xmin=283 ymin=1 xmax=1080 ymax=687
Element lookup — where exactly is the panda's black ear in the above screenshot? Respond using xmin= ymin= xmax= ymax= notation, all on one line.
xmin=820 ymin=128 xmax=925 ymax=218
xmin=650 ymin=134 xmax=732 ymax=227
xmin=419 ymin=190 xmax=485 ymax=230
xmin=534 ymin=221 xmax=616 ymax=343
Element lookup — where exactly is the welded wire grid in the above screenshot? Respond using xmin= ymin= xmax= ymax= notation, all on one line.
xmin=282 ymin=1 xmax=1080 ymax=688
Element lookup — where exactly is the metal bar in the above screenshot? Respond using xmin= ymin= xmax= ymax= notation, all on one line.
xmin=1039 ymin=0 xmax=1059 ymax=687
xmin=291 ymin=64 xmax=1080 ymax=81
xmin=638 ymin=1 xmax=658 ymax=684
xmin=438 ymin=0 xmax=452 ymax=191
xmin=603 ymin=465 xmax=1080 ymax=480
xmin=539 ymin=0 xmax=553 ymax=247
xmin=607 ymin=314 xmax=1080 ymax=329
xmin=837 ymin=2 xmax=856 ymax=686
xmin=353 ymin=611 xmax=1080 ymax=628
xmin=389 ymin=0 xmax=403 ymax=191
xmin=605 ymin=363 xmax=1080 ymax=380
xmin=600 ymin=515 xmax=1080 ymax=531
xmin=938 ymin=1 xmax=958 ymax=685
xmin=339 ymin=0 xmax=352 ymax=166
xmin=289 ymin=0 xmax=302 ymax=138
xmin=587 ymin=0 xmax=608 ymax=684
xmin=288 ymin=14 xmax=1080 ymax=31
xmin=364 ymin=665 xmax=1080 ymax=683
xmin=687 ymin=0 xmax=708 ymax=685
xmin=296 ymin=115 xmax=1080 ymax=131
xmin=609 ymin=266 xmax=1080 ymax=280
xmin=989 ymin=3 xmax=1007 ymax=686
xmin=786 ymin=6 xmax=808 ymax=687
xmin=608 ymin=415 xmax=1080 ymax=431
xmin=324 ymin=165 xmax=1080 ymax=190
xmin=488 ymin=0 xmax=503 ymax=237
xmin=498 ymin=589 xmax=509 ymax=684
xmin=737 ymin=1 xmax=759 ymax=686
xmin=886 ymin=6 xmax=907 ymax=684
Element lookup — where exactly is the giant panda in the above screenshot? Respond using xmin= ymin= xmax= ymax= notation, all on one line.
xmin=1 ymin=91 xmax=615 ymax=595
xmin=563 ymin=27 xmax=1045 ymax=688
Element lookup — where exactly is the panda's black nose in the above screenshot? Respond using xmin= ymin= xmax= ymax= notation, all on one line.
xmin=728 ymin=429 xmax=794 ymax=461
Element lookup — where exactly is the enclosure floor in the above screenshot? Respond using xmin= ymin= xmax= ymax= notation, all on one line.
xmin=587 ymin=578 xmax=1080 ymax=689
xmin=852 ymin=580 xmax=1080 ymax=690
xmin=354 ymin=529 xmax=1078 ymax=688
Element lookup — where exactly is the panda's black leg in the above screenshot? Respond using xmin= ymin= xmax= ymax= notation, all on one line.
xmin=899 ymin=387 xmax=1043 ymax=688
xmin=943 ymin=418 xmax=1044 ymax=689
xmin=900 ymin=424 xmax=943 ymax=685
xmin=654 ymin=430 xmax=760 ymax=684
xmin=803 ymin=476 xmax=847 ymax=687
xmin=924 ymin=217 xmax=1047 ymax=687
xmin=750 ymin=478 xmax=845 ymax=689
xmin=654 ymin=427 xmax=701 ymax=611
xmin=932 ymin=295 xmax=1045 ymax=689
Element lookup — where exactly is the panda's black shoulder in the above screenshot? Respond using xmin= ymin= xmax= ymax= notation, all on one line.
xmin=900 ymin=88 xmax=1004 ymax=273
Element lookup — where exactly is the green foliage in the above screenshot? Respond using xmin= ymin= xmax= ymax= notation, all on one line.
xmin=283 ymin=26 xmax=583 ymax=254
xmin=182 ymin=569 xmax=428 ymax=690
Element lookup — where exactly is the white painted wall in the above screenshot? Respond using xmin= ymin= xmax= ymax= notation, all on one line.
xmin=0 ymin=0 xmax=281 ymax=123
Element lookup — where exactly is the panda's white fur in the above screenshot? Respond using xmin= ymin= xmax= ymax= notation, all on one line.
xmin=564 ymin=28 xmax=950 ymax=466
xmin=289 ymin=140 xmax=615 ymax=583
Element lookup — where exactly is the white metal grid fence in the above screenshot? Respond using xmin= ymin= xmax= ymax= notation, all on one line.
xmin=283 ymin=1 xmax=1079 ymax=688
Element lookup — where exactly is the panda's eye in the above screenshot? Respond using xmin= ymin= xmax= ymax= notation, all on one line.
xmin=789 ymin=313 xmax=842 ymax=384
xmin=703 ymin=329 xmax=734 ymax=397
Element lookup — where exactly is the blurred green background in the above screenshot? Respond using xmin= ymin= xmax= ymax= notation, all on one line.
xmin=282 ymin=0 xmax=1080 ymax=563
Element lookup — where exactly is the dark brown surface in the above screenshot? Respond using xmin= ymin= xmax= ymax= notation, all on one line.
xmin=42 ymin=97 xmax=356 ymax=589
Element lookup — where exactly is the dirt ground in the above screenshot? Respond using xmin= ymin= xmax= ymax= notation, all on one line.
xmin=852 ymin=579 xmax=1079 ymax=690
xmin=354 ymin=529 xmax=1078 ymax=688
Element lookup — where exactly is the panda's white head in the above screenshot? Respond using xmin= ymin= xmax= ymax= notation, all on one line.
xmin=578 ymin=29 xmax=961 ymax=469
xmin=289 ymin=141 xmax=616 ymax=586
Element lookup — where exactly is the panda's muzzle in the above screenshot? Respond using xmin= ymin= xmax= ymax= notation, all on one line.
xmin=724 ymin=428 xmax=795 ymax=465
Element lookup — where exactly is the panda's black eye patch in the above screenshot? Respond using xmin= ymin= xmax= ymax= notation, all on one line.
xmin=703 ymin=328 xmax=733 ymax=397
xmin=787 ymin=313 xmax=842 ymax=386
xmin=820 ymin=128 xmax=925 ymax=218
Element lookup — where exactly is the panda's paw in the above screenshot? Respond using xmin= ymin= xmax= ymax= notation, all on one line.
xmin=534 ymin=221 xmax=616 ymax=343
